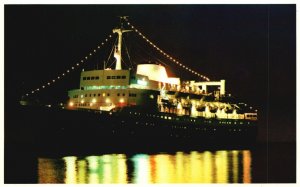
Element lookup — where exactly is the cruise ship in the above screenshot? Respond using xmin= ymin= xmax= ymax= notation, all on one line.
xmin=19 ymin=17 xmax=258 ymax=149
xmin=63 ymin=17 xmax=258 ymax=143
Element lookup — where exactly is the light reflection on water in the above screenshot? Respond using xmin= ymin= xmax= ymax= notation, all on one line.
xmin=38 ymin=150 xmax=252 ymax=184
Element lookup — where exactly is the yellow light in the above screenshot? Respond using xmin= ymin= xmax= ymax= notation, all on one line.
xmin=63 ymin=156 xmax=77 ymax=184
xmin=105 ymin=98 xmax=110 ymax=103
xmin=119 ymin=98 xmax=124 ymax=103
xmin=81 ymin=100 xmax=84 ymax=104
xmin=92 ymin=98 xmax=96 ymax=103
xmin=69 ymin=102 xmax=74 ymax=107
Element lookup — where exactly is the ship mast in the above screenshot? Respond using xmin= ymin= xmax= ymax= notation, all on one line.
xmin=113 ymin=16 xmax=131 ymax=70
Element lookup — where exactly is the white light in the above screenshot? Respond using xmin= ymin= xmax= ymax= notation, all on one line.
xmin=76 ymin=63 xmax=79 ymax=66
xmin=58 ymin=76 xmax=60 ymax=79
xmin=137 ymin=80 xmax=147 ymax=86
xmin=67 ymin=70 xmax=70 ymax=73
xmin=81 ymin=95 xmax=83 ymax=98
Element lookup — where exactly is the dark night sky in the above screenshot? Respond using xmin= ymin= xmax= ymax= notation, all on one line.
xmin=4 ymin=5 xmax=296 ymax=142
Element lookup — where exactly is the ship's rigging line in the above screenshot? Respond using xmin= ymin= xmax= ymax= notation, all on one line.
xmin=105 ymin=37 xmax=118 ymax=69
xmin=24 ymin=18 xmax=210 ymax=97
xmin=105 ymin=35 xmax=132 ymax=69
xmin=122 ymin=37 xmax=134 ymax=69
xmin=128 ymin=33 xmax=168 ymax=67
xmin=124 ymin=18 xmax=210 ymax=81
xmin=23 ymin=32 xmax=114 ymax=97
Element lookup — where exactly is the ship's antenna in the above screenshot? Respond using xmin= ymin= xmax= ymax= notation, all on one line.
xmin=113 ymin=16 xmax=131 ymax=70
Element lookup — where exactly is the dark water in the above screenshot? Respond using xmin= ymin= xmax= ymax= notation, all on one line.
xmin=5 ymin=142 xmax=296 ymax=183
xmin=38 ymin=150 xmax=251 ymax=183
xmin=34 ymin=143 xmax=295 ymax=184
xmin=4 ymin=106 xmax=296 ymax=183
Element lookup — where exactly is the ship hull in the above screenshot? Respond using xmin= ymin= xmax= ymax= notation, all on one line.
xmin=13 ymin=106 xmax=257 ymax=154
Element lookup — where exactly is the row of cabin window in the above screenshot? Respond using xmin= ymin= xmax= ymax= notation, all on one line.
xmin=82 ymin=76 xmax=100 ymax=80
xmin=107 ymin=76 xmax=126 ymax=79
xmin=72 ymin=93 xmax=137 ymax=98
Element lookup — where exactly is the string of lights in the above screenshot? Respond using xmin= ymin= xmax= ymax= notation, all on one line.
xmin=124 ymin=18 xmax=210 ymax=81
xmin=24 ymin=32 xmax=114 ymax=97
